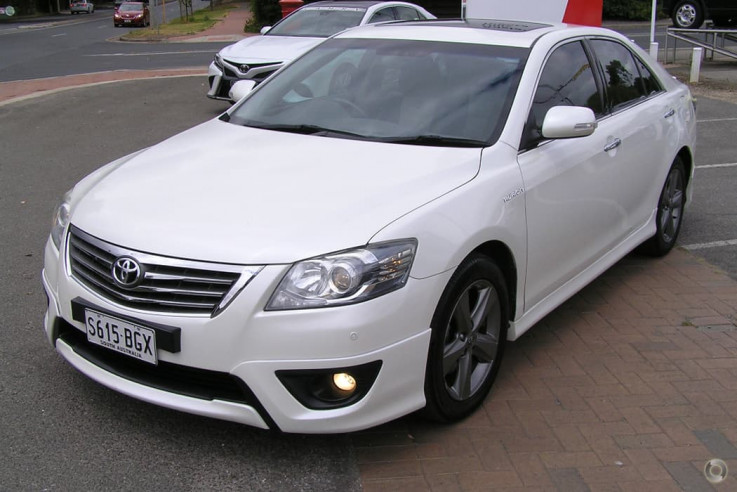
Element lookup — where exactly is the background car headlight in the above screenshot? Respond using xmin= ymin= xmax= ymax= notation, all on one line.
xmin=266 ymin=239 xmax=417 ymax=310
xmin=214 ymin=54 xmax=224 ymax=70
xmin=50 ymin=190 xmax=72 ymax=251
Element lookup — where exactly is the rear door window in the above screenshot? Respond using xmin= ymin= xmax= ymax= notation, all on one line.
xmin=395 ymin=6 xmax=424 ymax=20
xmin=368 ymin=7 xmax=396 ymax=23
xmin=589 ymin=39 xmax=651 ymax=111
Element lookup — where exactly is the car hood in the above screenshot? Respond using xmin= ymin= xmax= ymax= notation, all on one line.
xmin=218 ymin=35 xmax=324 ymax=64
xmin=70 ymin=120 xmax=481 ymax=265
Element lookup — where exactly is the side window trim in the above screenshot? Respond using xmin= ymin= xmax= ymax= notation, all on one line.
xmin=580 ymin=38 xmax=607 ymax=117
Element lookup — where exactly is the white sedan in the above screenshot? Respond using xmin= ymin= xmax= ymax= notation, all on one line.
xmin=44 ymin=19 xmax=696 ymax=433
xmin=206 ymin=0 xmax=434 ymax=101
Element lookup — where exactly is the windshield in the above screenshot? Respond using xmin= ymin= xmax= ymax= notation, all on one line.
xmin=266 ymin=7 xmax=367 ymax=38
xmin=227 ymin=38 xmax=528 ymax=147
xmin=119 ymin=3 xmax=143 ymax=10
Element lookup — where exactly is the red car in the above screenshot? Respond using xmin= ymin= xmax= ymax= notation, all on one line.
xmin=114 ymin=2 xmax=150 ymax=27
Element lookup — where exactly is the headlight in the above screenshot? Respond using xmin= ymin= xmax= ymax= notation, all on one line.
xmin=50 ymin=190 xmax=72 ymax=251
xmin=266 ymin=239 xmax=417 ymax=310
xmin=214 ymin=53 xmax=224 ymax=70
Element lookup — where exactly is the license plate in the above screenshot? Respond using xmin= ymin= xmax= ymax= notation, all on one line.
xmin=84 ymin=309 xmax=157 ymax=365
xmin=124 ymin=19 xmax=131 ymax=22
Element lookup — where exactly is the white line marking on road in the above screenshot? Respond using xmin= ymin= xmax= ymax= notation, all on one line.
xmin=683 ymin=239 xmax=737 ymax=250
xmin=697 ymin=117 xmax=737 ymax=123
xmin=51 ymin=33 xmax=67 ymax=37
xmin=85 ymin=50 xmax=215 ymax=57
xmin=696 ymin=163 xmax=737 ymax=169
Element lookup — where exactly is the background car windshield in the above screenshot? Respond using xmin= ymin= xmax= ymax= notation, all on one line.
xmin=267 ymin=7 xmax=367 ymax=37
xmin=119 ymin=3 xmax=142 ymax=10
xmin=228 ymin=38 xmax=527 ymax=146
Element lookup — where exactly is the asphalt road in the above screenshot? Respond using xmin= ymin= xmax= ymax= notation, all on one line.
xmin=0 ymin=76 xmax=360 ymax=491
xmin=0 ymin=2 xmax=226 ymax=82
xmin=678 ymin=97 xmax=737 ymax=279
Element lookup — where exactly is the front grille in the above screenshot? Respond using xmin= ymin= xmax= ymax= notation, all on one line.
xmin=221 ymin=60 xmax=282 ymax=83
xmin=251 ymin=69 xmax=278 ymax=83
xmin=222 ymin=60 xmax=281 ymax=74
xmin=67 ymin=226 xmax=260 ymax=316
xmin=222 ymin=65 xmax=239 ymax=78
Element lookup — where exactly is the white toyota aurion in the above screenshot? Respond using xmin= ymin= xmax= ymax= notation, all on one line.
xmin=207 ymin=0 xmax=434 ymax=101
xmin=43 ymin=18 xmax=696 ymax=433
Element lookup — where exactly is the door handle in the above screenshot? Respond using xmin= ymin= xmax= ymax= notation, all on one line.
xmin=604 ymin=138 xmax=622 ymax=153
xmin=664 ymin=108 xmax=676 ymax=118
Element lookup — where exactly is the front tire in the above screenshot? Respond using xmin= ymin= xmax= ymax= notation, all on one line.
xmin=642 ymin=158 xmax=686 ymax=256
xmin=671 ymin=0 xmax=705 ymax=29
xmin=423 ymin=255 xmax=509 ymax=422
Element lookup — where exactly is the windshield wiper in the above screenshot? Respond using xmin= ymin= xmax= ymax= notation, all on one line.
xmin=244 ymin=122 xmax=366 ymax=139
xmin=378 ymin=135 xmax=487 ymax=148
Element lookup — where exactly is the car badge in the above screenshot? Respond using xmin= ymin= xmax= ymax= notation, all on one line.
xmin=112 ymin=257 xmax=143 ymax=288
xmin=239 ymin=64 xmax=250 ymax=73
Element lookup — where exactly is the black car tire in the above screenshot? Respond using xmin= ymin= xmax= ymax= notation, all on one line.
xmin=423 ymin=254 xmax=508 ymax=422
xmin=642 ymin=158 xmax=686 ymax=257
xmin=671 ymin=0 xmax=705 ymax=29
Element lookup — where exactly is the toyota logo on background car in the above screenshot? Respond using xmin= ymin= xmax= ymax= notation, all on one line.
xmin=112 ymin=257 xmax=142 ymax=288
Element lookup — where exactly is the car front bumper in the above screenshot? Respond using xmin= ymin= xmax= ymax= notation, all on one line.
xmin=42 ymin=235 xmax=446 ymax=433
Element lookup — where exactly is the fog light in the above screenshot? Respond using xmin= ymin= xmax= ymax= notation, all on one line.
xmin=332 ymin=372 xmax=356 ymax=393
xmin=276 ymin=361 xmax=382 ymax=410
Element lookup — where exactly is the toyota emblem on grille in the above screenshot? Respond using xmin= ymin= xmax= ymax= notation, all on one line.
xmin=112 ymin=257 xmax=142 ymax=288
xmin=239 ymin=64 xmax=250 ymax=73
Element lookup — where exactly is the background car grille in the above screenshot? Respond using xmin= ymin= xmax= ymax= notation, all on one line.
xmin=67 ymin=226 xmax=260 ymax=316
xmin=221 ymin=60 xmax=282 ymax=82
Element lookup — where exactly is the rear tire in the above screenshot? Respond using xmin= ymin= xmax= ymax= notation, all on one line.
xmin=642 ymin=158 xmax=686 ymax=256
xmin=423 ymin=255 xmax=508 ymax=422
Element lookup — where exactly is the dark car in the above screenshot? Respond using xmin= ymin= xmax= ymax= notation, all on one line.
xmin=665 ymin=0 xmax=737 ymax=28
xmin=114 ymin=1 xmax=150 ymax=27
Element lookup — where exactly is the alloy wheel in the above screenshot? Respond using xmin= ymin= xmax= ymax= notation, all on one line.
xmin=442 ymin=279 xmax=501 ymax=401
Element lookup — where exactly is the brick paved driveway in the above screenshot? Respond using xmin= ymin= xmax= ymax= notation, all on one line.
xmin=354 ymin=249 xmax=737 ymax=491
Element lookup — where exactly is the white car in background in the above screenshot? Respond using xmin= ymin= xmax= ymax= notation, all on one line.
xmin=45 ymin=19 xmax=696 ymax=433
xmin=70 ymin=0 xmax=94 ymax=14
xmin=206 ymin=0 xmax=434 ymax=101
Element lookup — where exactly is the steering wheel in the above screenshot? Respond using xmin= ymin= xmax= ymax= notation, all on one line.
xmin=332 ymin=97 xmax=366 ymax=117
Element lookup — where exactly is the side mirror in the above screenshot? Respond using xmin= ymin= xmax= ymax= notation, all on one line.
xmin=541 ymin=106 xmax=597 ymax=139
xmin=229 ymin=80 xmax=257 ymax=102
xmin=260 ymin=26 xmax=272 ymax=35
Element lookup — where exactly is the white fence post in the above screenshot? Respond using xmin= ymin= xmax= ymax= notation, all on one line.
xmin=649 ymin=42 xmax=659 ymax=61
xmin=690 ymin=47 xmax=703 ymax=83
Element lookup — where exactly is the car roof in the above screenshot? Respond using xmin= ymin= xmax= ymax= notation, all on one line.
xmin=305 ymin=1 xmax=390 ymax=7
xmin=304 ymin=0 xmax=426 ymax=9
xmin=335 ymin=18 xmax=618 ymax=49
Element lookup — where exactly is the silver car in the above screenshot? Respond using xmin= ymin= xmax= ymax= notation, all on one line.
xmin=207 ymin=0 xmax=434 ymax=101
xmin=70 ymin=0 xmax=94 ymax=14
